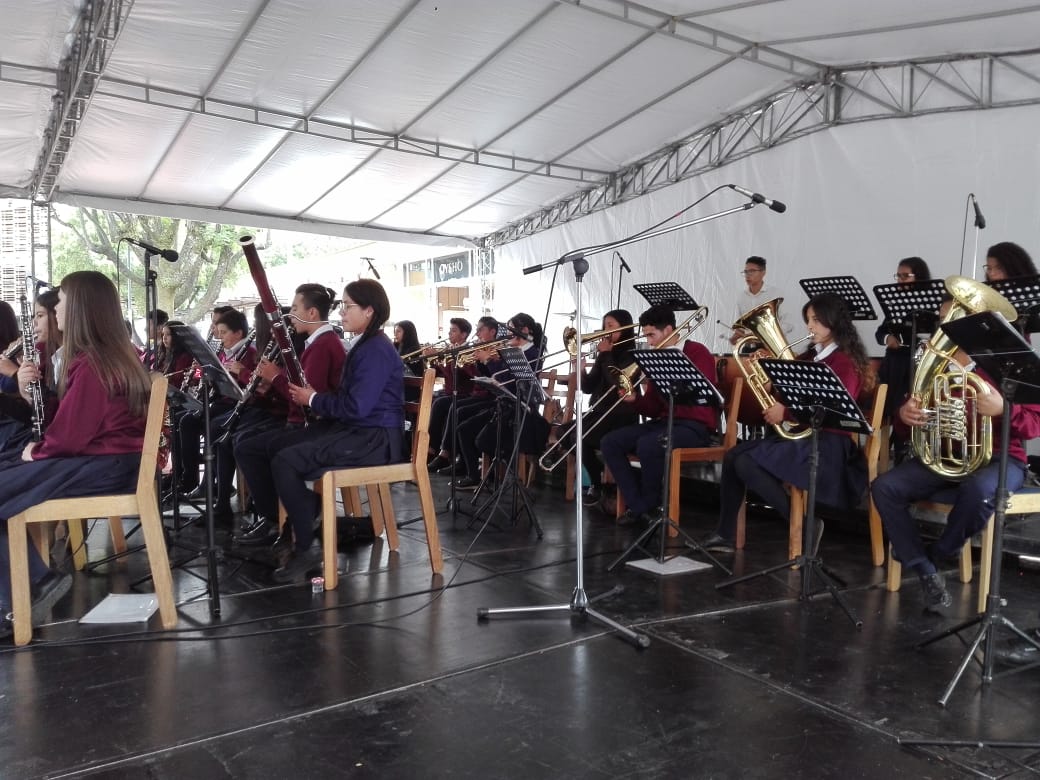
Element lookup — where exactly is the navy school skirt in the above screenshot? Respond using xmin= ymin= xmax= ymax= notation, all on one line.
xmin=0 ymin=453 xmax=142 ymax=522
xmin=742 ymin=431 xmax=867 ymax=510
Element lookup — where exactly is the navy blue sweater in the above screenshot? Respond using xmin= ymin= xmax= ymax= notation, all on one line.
xmin=311 ymin=332 xmax=404 ymax=429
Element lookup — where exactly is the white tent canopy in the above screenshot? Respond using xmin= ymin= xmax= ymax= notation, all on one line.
xmin=2 ymin=1 xmax=1040 ymax=352
xmin=2 ymin=0 xmax=1039 ymax=249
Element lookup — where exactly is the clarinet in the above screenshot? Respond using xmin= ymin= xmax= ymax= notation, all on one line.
xmin=216 ymin=339 xmax=279 ymax=444
xmin=18 ymin=294 xmax=44 ymax=441
xmin=240 ymin=235 xmax=310 ymax=420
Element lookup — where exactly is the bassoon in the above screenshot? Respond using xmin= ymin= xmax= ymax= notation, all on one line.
xmin=240 ymin=235 xmax=310 ymax=417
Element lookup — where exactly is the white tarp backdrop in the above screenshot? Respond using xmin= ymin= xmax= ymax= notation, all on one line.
xmin=494 ymin=104 xmax=1040 ymax=356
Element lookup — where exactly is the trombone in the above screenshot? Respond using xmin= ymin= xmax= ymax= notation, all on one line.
xmin=539 ymin=306 xmax=709 ymax=471
xmin=539 ymin=324 xmax=643 ymax=373
xmin=400 ymin=339 xmax=448 ymax=362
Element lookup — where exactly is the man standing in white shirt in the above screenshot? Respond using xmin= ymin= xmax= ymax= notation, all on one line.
xmin=729 ymin=256 xmax=794 ymax=351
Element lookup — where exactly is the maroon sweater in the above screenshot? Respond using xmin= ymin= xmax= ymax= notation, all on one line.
xmin=630 ymin=341 xmax=719 ymax=431
xmin=269 ymin=329 xmax=346 ymax=424
xmin=32 ymin=355 xmax=145 ymax=459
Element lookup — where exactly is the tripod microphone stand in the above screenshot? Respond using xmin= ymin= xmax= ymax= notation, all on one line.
xmin=478 ymin=253 xmax=649 ymax=649
xmin=716 ymin=359 xmax=872 ymax=628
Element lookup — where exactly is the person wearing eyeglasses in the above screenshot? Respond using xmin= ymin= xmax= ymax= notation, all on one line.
xmin=875 ymin=257 xmax=936 ymax=461
xmin=729 ymin=256 xmax=794 ymax=352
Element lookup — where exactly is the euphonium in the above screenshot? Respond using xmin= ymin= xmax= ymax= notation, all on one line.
xmin=910 ymin=275 xmax=1017 ymax=479
xmin=731 ymin=297 xmax=812 ymax=440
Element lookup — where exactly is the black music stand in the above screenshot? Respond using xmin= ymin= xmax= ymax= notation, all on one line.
xmin=800 ymin=276 xmax=877 ymax=321
xmin=607 ymin=348 xmax=732 ymax=576
xmin=907 ymin=311 xmax=1040 ymax=712
xmin=634 ymin=282 xmax=699 ymax=311
xmin=989 ymin=274 xmax=1040 ymax=333
xmin=717 ymin=359 xmax=872 ymax=627
xmin=169 ymin=324 xmax=245 ymax=617
xmin=470 ymin=347 xmax=544 ymax=537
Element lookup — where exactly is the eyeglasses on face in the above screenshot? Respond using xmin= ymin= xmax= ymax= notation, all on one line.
xmin=893 ymin=272 xmax=915 ymax=280
xmin=338 ymin=302 xmax=361 ymax=311
xmin=741 ymin=269 xmax=763 ymax=276
xmin=981 ymin=264 xmax=1000 ymax=274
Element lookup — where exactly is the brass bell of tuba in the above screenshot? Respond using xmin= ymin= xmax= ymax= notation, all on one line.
xmin=731 ymin=297 xmax=813 ymax=440
xmin=910 ymin=275 xmax=1017 ymax=479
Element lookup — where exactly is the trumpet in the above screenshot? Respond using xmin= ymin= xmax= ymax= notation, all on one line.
xmin=455 ymin=337 xmax=512 ymax=367
xmin=400 ymin=340 xmax=448 ymax=362
xmin=539 ymin=306 xmax=708 ymax=471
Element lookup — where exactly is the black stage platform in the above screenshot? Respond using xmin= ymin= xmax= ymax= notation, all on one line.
xmin=4 ymin=474 xmax=1040 ymax=778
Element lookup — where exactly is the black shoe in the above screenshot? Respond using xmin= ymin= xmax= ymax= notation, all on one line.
xmin=30 ymin=570 xmax=72 ymax=624
xmin=996 ymin=628 xmax=1040 ymax=665
xmin=0 ymin=614 xmax=11 ymax=640
xmin=272 ymin=545 xmax=323 ymax=584
xmin=617 ymin=509 xmax=646 ymax=527
xmin=452 ymin=476 xmax=479 ymax=490
xmin=699 ymin=532 xmax=736 ymax=553
xmin=427 ymin=455 xmax=451 ymax=472
xmin=235 ymin=517 xmax=277 ymax=545
xmin=582 ymin=486 xmax=602 ymax=506
xmin=271 ymin=525 xmax=293 ymax=553
xmin=920 ymin=572 xmax=952 ymax=613
xmin=186 ymin=484 xmax=215 ymax=502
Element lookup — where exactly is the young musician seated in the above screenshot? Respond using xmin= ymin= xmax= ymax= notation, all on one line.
xmin=0 ymin=271 xmax=152 ymax=639
xmin=425 ymin=317 xmax=473 ymax=471
xmin=600 ymin=305 xmax=717 ymax=526
xmin=569 ymin=309 xmax=638 ymax=506
xmin=453 ymin=313 xmax=543 ymax=490
xmin=173 ymin=308 xmax=256 ymax=509
xmin=872 ymin=339 xmax=1040 ymax=614
xmin=0 ymin=289 xmax=62 ymax=455
xmin=700 ymin=292 xmax=874 ymax=552
xmin=251 ymin=279 xmax=403 ymax=583
xmin=234 ymin=286 xmax=346 ymax=544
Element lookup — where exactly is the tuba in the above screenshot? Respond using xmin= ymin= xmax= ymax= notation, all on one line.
xmin=732 ymin=298 xmax=812 ymax=440
xmin=910 ymin=275 xmax=1017 ymax=479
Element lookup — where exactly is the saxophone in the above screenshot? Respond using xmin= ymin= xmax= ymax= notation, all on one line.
xmin=910 ymin=275 xmax=1017 ymax=479
xmin=18 ymin=291 xmax=45 ymax=441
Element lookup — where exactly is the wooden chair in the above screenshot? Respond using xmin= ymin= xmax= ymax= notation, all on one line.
xmin=7 ymin=375 xmax=178 ymax=646
xmin=313 ymin=368 xmax=443 ymax=590
xmin=663 ymin=378 xmax=745 ymax=538
xmin=777 ymin=383 xmax=887 ymax=563
xmin=886 ymin=488 xmax=1040 ymax=614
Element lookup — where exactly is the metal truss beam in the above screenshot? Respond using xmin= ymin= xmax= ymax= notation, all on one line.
xmin=30 ymin=0 xmax=134 ymax=203
xmin=483 ymin=48 xmax=1040 ymax=247
xmin=91 ymin=78 xmax=611 ymax=186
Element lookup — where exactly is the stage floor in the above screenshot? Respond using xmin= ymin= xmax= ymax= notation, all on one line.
xmin=3 ymin=475 xmax=1040 ymax=778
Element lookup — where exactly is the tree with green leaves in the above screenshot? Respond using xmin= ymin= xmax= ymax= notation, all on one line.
xmin=51 ymin=208 xmax=255 ymax=324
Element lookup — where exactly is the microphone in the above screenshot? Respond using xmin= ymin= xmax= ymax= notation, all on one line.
xmin=728 ymin=184 xmax=787 ymax=213
xmin=615 ymin=251 xmax=632 ymax=273
xmin=970 ymin=194 xmax=986 ymax=229
xmin=503 ymin=323 xmax=533 ymax=341
xmin=123 ymin=237 xmax=179 ymax=262
xmin=362 ymin=257 xmax=381 ymax=280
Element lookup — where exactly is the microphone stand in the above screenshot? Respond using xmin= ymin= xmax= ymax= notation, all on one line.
xmin=479 ymin=252 xmax=649 ymax=648
xmin=614 ymin=251 xmax=630 ymax=310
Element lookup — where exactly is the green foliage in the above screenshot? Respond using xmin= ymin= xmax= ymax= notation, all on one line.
xmin=51 ymin=208 xmax=256 ymax=323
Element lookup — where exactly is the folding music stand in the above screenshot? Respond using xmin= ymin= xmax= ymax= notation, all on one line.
xmin=633 ymin=282 xmax=699 ymax=311
xmin=607 ymin=348 xmax=732 ymax=576
xmin=800 ymin=276 xmax=877 ymax=321
xmin=469 ymin=347 xmax=544 ymax=537
xmin=717 ymin=358 xmax=872 ymax=627
xmin=908 ymin=311 xmax=1040 ymax=711
xmin=872 ymin=279 xmax=944 ymax=337
xmin=168 ymin=324 xmax=245 ymax=616
xmin=988 ymin=274 xmax=1040 ymax=333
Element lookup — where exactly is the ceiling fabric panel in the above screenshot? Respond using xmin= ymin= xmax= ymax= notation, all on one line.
xmin=3 ymin=0 xmax=1039 ymax=245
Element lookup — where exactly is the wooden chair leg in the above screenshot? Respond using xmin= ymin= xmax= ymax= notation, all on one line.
xmin=667 ymin=450 xmax=681 ymax=538
xmin=138 ymin=503 xmax=178 ymax=630
xmin=67 ymin=518 xmax=88 ymax=571
xmin=867 ymin=498 xmax=885 ymax=567
xmin=367 ymin=485 xmax=386 ymax=538
xmin=958 ymin=541 xmax=973 ymax=584
xmin=378 ymin=483 xmax=399 ymax=551
xmin=735 ymin=499 xmax=746 ymax=550
xmin=977 ymin=517 xmax=995 ymax=614
xmin=885 ymin=543 xmax=902 ymax=591
xmin=28 ymin=525 xmax=50 ymax=566
xmin=8 ymin=520 xmax=34 ymax=646
xmin=414 ymin=466 xmax=444 ymax=573
xmin=341 ymin=486 xmax=362 ymax=516
xmin=788 ymin=488 xmax=804 ymax=561
xmin=320 ymin=476 xmax=339 ymax=590
xmin=108 ymin=516 xmax=127 ymax=556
